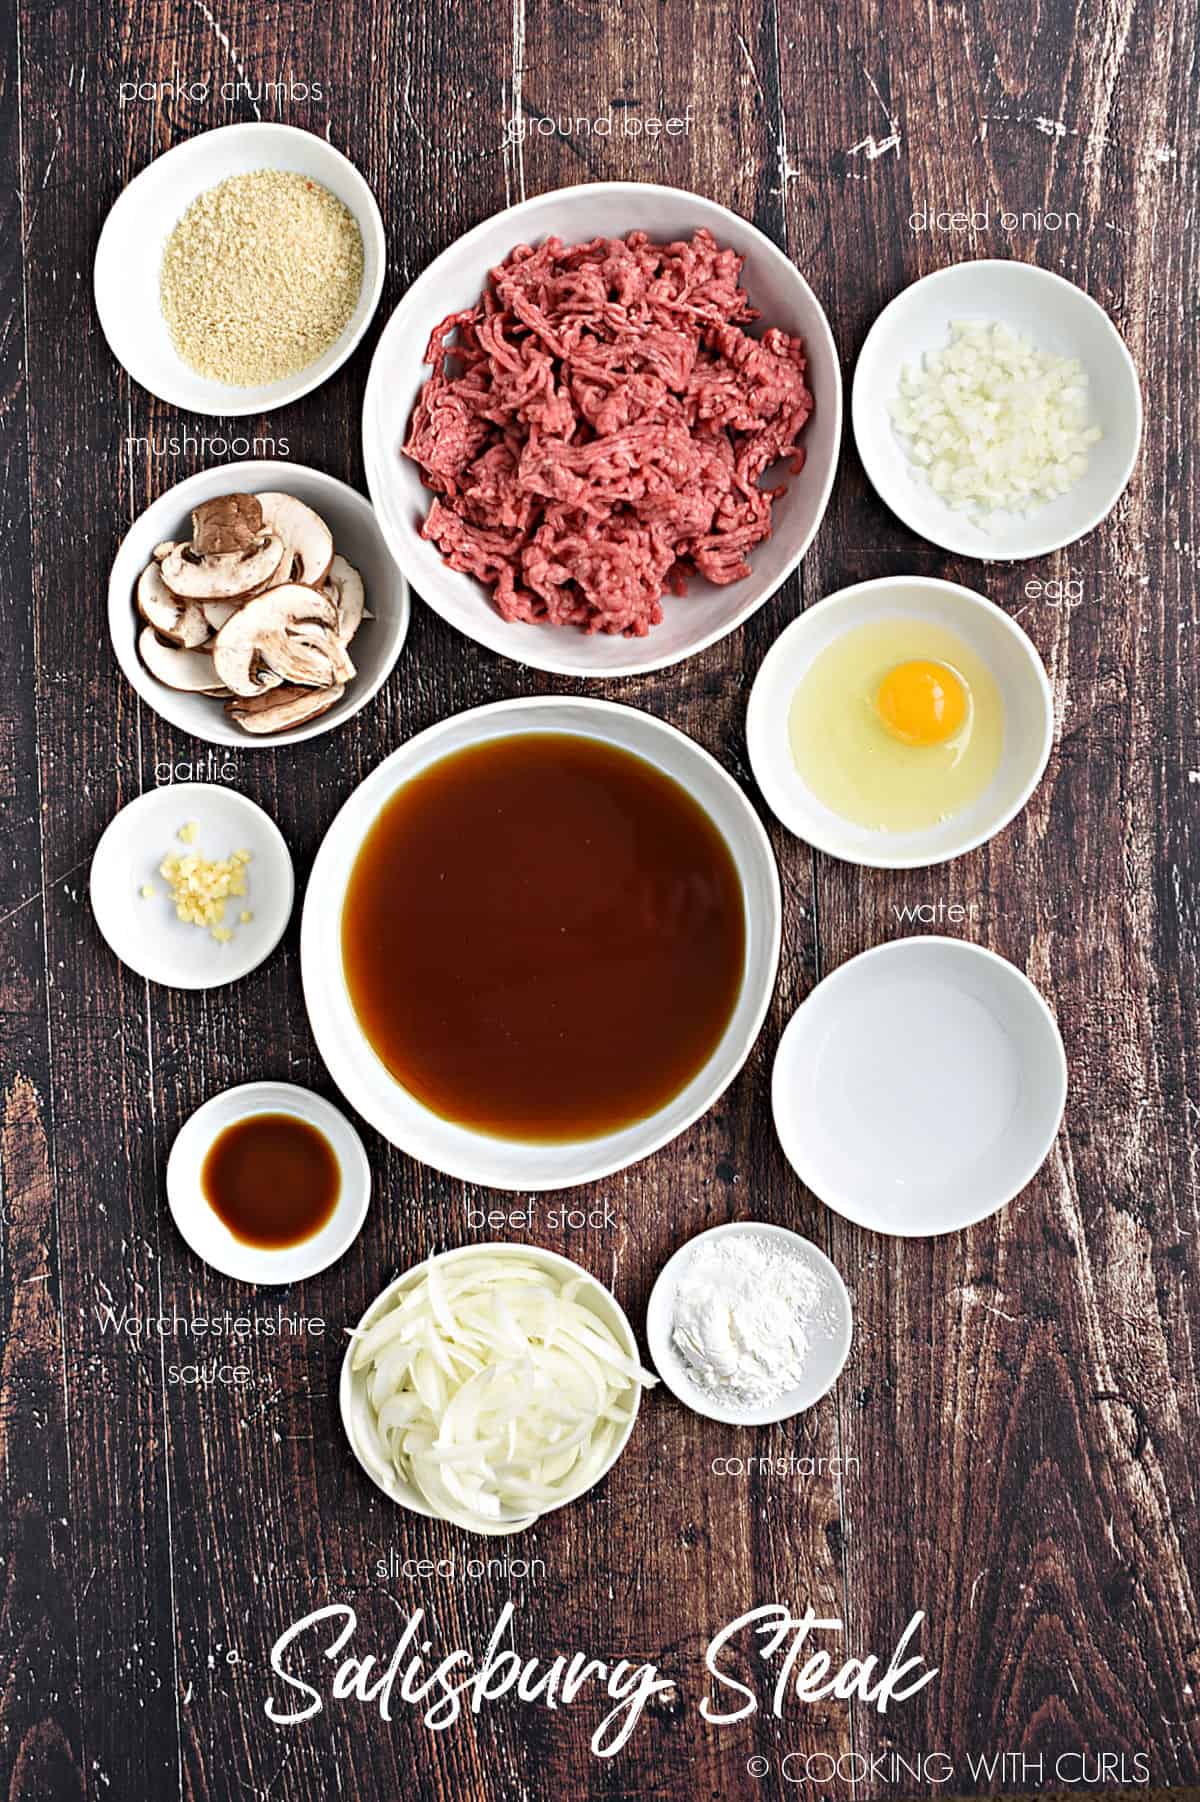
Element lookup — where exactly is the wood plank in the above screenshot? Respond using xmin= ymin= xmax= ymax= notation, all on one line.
xmin=4 ymin=0 xmax=1197 ymax=1794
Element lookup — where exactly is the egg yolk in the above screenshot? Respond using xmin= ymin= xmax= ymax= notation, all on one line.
xmin=875 ymin=660 xmax=968 ymax=747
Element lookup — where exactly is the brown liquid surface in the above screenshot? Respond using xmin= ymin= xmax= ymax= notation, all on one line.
xmin=341 ymin=733 xmax=746 ymax=1141
xmin=201 ymin=1113 xmax=341 ymax=1248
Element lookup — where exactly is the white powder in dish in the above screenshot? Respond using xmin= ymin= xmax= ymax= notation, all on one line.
xmin=671 ymin=1234 xmax=835 ymax=1407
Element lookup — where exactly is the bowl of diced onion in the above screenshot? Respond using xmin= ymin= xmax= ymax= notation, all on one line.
xmin=340 ymin=1244 xmax=656 ymax=1536
xmin=852 ymin=260 xmax=1142 ymax=560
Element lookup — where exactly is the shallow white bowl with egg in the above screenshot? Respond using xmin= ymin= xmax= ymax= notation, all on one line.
xmin=746 ymin=575 xmax=1053 ymax=868
xmin=853 ymin=261 xmax=1142 ymax=560
xmin=772 ymin=937 xmax=1068 ymax=1236
xmin=362 ymin=181 xmax=841 ymax=679
xmin=301 ymin=695 xmax=781 ymax=1190
xmin=340 ymin=1244 xmax=644 ymax=1534
xmin=94 ymin=122 xmax=386 ymax=415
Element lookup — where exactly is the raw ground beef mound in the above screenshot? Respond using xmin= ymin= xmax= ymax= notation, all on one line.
xmin=403 ymin=229 xmax=814 ymax=636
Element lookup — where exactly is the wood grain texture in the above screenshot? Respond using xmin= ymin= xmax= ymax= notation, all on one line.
xmin=0 ymin=0 xmax=1196 ymax=1798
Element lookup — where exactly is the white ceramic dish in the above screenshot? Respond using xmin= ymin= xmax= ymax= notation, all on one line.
xmin=341 ymin=1243 xmax=643 ymax=1534
xmin=108 ymin=461 xmax=410 ymax=748
xmin=301 ymin=696 xmax=782 ymax=1190
xmin=167 ymin=1081 xmax=371 ymax=1284
xmin=746 ymin=575 xmax=1053 ymax=869
xmin=94 ymin=123 xmax=385 ymax=415
xmin=362 ymin=181 xmax=842 ymax=678
xmin=89 ymin=783 xmax=293 ymax=989
xmin=646 ymin=1222 xmax=853 ymax=1426
xmin=853 ymin=261 xmax=1142 ymax=560
xmin=772 ymin=937 xmax=1068 ymax=1237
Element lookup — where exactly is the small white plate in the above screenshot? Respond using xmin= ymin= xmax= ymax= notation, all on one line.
xmin=167 ymin=1081 xmax=371 ymax=1285
xmin=340 ymin=1243 xmax=643 ymax=1533
xmin=746 ymin=574 xmax=1053 ymax=868
xmin=772 ymin=937 xmax=1068 ymax=1237
xmin=89 ymin=783 xmax=293 ymax=989
xmin=853 ymin=261 xmax=1142 ymax=560
xmin=108 ymin=461 xmax=410 ymax=749
xmin=646 ymin=1222 xmax=853 ymax=1426
xmin=95 ymin=123 xmax=385 ymax=415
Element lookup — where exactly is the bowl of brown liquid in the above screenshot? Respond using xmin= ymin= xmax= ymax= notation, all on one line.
xmin=301 ymin=697 xmax=782 ymax=1190
xmin=166 ymin=1080 xmax=372 ymax=1283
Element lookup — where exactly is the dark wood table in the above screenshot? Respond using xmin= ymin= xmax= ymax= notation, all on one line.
xmin=2 ymin=2 xmax=1197 ymax=1798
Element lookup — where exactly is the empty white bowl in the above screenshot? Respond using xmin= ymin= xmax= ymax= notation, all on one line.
xmin=853 ymin=261 xmax=1142 ymax=559
xmin=746 ymin=575 xmax=1053 ymax=868
xmin=167 ymin=1081 xmax=371 ymax=1284
xmin=89 ymin=783 xmax=294 ymax=989
xmin=94 ymin=122 xmax=385 ymax=415
xmin=340 ymin=1243 xmax=643 ymax=1534
xmin=301 ymin=696 xmax=782 ymax=1190
xmin=772 ymin=937 xmax=1068 ymax=1236
xmin=362 ymin=181 xmax=841 ymax=678
xmin=646 ymin=1222 xmax=853 ymax=1426
xmin=108 ymin=460 xmax=410 ymax=748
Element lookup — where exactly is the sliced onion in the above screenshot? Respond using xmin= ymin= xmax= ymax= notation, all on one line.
xmin=354 ymin=1252 xmax=655 ymax=1533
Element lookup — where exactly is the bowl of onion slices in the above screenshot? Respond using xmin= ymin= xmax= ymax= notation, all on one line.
xmin=340 ymin=1244 xmax=656 ymax=1535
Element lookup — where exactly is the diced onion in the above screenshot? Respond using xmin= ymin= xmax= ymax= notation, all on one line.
xmin=350 ymin=1252 xmax=656 ymax=1534
xmin=888 ymin=319 xmax=1102 ymax=529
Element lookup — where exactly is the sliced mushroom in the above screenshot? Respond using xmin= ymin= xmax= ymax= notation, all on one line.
xmin=211 ymin=585 xmax=345 ymax=698
xmin=136 ymin=562 xmax=212 ymax=649
xmin=152 ymin=539 xmax=181 ymax=562
xmin=191 ymin=493 xmax=264 ymax=555
xmin=226 ymin=683 xmax=346 ymax=735
xmin=137 ymin=626 xmax=230 ymax=695
xmin=322 ymin=554 xmax=368 ymax=646
xmin=160 ymin=531 xmax=285 ymax=603
xmin=258 ymin=493 xmax=335 ymax=589
xmin=201 ymin=599 xmax=239 ymax=634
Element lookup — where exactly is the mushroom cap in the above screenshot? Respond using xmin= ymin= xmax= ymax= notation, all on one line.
xmin=258 ymin=493 xmax=335 ymax=589
xmin=136 ymin=561 xmax=212 ymax=649
xmin=226 ymin=683 xmax=346 ymax=735
xmin=323 ymin=554 xmax=367 ymax=647
xmin=192 ymin=493 xmax=265 ymax=555
xmin=137 ymin=626 xmax=229 ymax=695
xmin=159 ymin=532 xmax=286 ymax=602
xmin=211 ymin=584 xmax=347 ymax=698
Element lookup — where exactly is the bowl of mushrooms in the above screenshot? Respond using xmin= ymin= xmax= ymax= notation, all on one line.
xmin=108 ymin=461 xmax=410 ymax=746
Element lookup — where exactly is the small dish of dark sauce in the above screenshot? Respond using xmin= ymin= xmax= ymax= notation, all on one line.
xmin=201 ymin=1111 xmax=340 ymax=1249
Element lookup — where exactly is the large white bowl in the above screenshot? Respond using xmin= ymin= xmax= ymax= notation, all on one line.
xmin=853 ymin=261 xmax=1142 ymax=560
xmin=746 ymin=575 xmax=1054 ymax=868
xmin=340 ymin=1243 xmax=645 ymax=1535
xmin=772 ymin=937 xmax=1068 ymax=1236
xmin=362 ymin=181 xmax=842 ymax=678
xmin=94 ymin=123 xmax=385 ymax=415
xmin=301 ymin=696 xmax=782 ymax=1189
xmin=108 ymin=461 xmax=410 ymax=748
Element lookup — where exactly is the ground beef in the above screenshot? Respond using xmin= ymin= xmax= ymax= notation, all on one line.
xmin=403 ymin=229 xmax=814 ymax=636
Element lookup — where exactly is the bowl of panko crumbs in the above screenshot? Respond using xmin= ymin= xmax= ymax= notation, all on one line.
xmin=95 ymin=123 xmax=385 ymax=416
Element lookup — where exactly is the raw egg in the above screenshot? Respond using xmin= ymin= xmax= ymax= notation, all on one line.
xmin=788 ymin=619 xmax=1003 ymax=833
xmin=876 ymin=660 xmax=967 ymax=747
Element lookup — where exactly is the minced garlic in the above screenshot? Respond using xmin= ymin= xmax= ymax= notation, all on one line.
xmin=178 ymin=821 xmax=199 ymax=845
xmin=159 ymin=845 xmax=252 ymax=943
xmin=160 ymin=169 xmax=364 ymax=387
